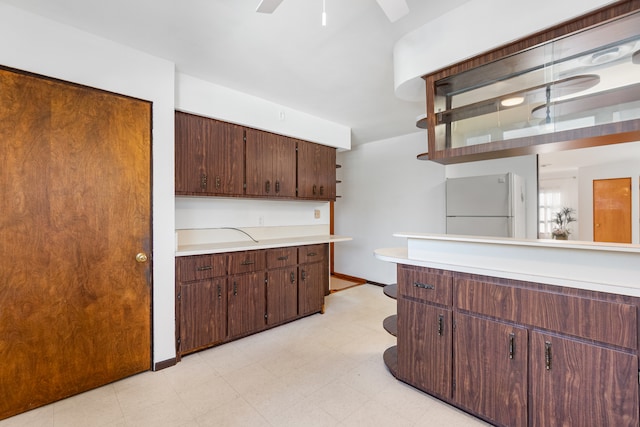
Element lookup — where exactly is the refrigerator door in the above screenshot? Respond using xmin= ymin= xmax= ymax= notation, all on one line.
xmin=446 ymin=216 xmax=513 ymax=238
xmin=446 ymin=173 xmax=512 ymax=217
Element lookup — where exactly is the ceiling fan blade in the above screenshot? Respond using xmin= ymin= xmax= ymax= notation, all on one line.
xmin=256 ymin=0 xmax=285 ymax=14
xmin=375 ymin=0 xmax=409 ymax=22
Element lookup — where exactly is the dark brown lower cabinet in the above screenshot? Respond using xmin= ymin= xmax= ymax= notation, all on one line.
xmin=397 ymin=298 xmax=452 ymax=400
xmin=176 ymin=244 xmax=328 ymax=358
xmin=530 ymin=331 xmax=639 ymax=427
xmin=454 ymin=313 xmax=528 ymax=427
xmin=267 ymin=267 xmax=298 ymax=326
xmin=298 ymin=261 xmax=325 ymax=316
xmin=227 ymin=272 xmax=266 ymax=339
xmin=178 ymin=278 xmax=227 ymax=354
xmin=393 ymin=264 xmax=640 ymax=427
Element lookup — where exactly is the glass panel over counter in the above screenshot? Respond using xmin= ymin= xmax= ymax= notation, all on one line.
xmin=428 ymin=7 xmax=640 ymax=163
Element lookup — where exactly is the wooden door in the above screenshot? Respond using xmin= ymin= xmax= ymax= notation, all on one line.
xmin=593 ymin=177 xmax=632 ymax=243
xmin=178 ymin=279 xmax=227 ymax=354
xmin=227 ymin=273 xmax=266 ymax=339
xmin=454 ymin=313 xmax=528 ymax=427
xmin=530 ymin=332 xmax=639 ymax=427
xmin=266 ymin=268 xmax=298 ymax=325
xmin=397 ymin=299 xmax=452 ymax=400
xmin=175 ymin=112 xmax=244 ymax=196
xmin=245 ymin=129 xmax=296 ymax=198
xmin=0 ymin=68 xmax=152 ymax=419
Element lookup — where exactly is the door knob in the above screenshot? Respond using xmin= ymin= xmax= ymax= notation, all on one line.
xmin=136 ymin=253 xmax=148 ymax=263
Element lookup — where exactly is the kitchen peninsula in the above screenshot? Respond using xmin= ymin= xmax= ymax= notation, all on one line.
xmin=375 ymin=233 xmax=640 ymax=427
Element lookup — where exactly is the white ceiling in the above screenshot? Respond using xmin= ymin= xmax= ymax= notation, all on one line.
xmin=0 ymin=0 xmax=471 ymax=146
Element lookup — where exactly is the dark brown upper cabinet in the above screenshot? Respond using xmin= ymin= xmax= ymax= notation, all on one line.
xmin=423 ymin=1 xmax=640 ymax=164
xmin=175 ymin=111 xmax=244 ymax=195
xmin=297 ymin=140 xmax=336 ymax=201
xmin=244 ymin=128 xmax=297 ymax=199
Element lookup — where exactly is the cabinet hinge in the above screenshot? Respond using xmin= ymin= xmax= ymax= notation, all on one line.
xmin=264 ymin=313 xmax=268 ymax=319
xmin=176 ymin=337 xmax=181 ymax=351
xmin=177 ymin=292 xmax=181 ymax=300
xmin=452 ymin=380 xmax=456 ymax=393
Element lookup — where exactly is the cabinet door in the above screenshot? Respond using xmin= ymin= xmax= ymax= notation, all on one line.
xmin=267 ymin=268 xmax=298 ymax=326
xmin=298 ymin=262 xmax=325 ymax=316
xmin=397 ymin=298 xmax=452 ymax=399
xmin=175 ymin=111 xmax=244 ymax=196
xmin=245 ymin=128 xmax=296 ymax=198
xmin=454 ymin=313 xmax=528 ymax=427
xmin=227 ymin=273 xmax=266 ymax=339
xmin=297 ymin=140 xmax=336 ymax=200
xmin=178 ymin=278 xmax=227 ymax=354
xmin=531 ymin=331 xmax=639 ymax=427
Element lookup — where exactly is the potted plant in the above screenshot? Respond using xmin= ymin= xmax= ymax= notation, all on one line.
xmin=552 ymin=207 xmax=576 ymax=240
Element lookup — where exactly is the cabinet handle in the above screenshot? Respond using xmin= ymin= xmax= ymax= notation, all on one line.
xmin=275 ymin=180 xmax=280 ymax=193
xmin=545 ymin=341 xmax=552 ymax=370
xmin=240 ymin=260 xmax=255 ymax=266
xmin=217 ymin=284 xmax=222 ymax=299
xmin=437 ymin=314 xmax=444 ymax=336
xmin=215 ymin=176 xmax=221 ymax=189
xmin=196 ymin=266 xmax=213 ymax=271
xmin=265 ymin=180 xmax=271 ymax=193
xmin=312 ymin=184 xmax=317 ymax=195
xmin=277 ymin=255 xmax=289 ymax=261
xmin=319 ymin=185 xmax=324 ymax=196
xmin=307 ymin=252 xmax=317 ymax=257
xmin=290 ymin=271 xmax=295 ymax=284
xmin=233 ymin=282 xmax=238 ymax=296
xmin=301 ymin=269 xmax=306 ymax=281
xmin=200 ymin=173 xmax=208 ymax=189
xmin=414 ymin=282 xmax=435 ymax=290
xmin=509 ymin=333 xmax=515 ymax=359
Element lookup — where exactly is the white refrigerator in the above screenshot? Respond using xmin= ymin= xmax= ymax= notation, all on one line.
xmin=446 ymin=173 xmax=525 ymax=238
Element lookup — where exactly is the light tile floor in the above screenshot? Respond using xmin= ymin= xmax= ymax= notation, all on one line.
xmin=1 ymin=284 xmax=489 ymax=427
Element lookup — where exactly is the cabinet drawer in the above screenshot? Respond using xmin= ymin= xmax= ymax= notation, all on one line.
xmin=398 ymin=265 xmax=452 ymax=306
xmin=176 ymin=254 xmax=226 ymax=282
xmin=456 ymin=278 xmax=638 ymax=350
xmin=228 ymin=250 xmax=266 ymax=275
xmin=298 ymin=244 xmax=326 ymax=264
xmin=266 ymin=247 xmax=297 ymax=269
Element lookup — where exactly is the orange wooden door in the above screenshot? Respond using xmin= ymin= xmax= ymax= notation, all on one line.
xmin=0 ymin=68 xmax=152 ymax=419
xmin=593 ymin=177 xmax=632 ymax=243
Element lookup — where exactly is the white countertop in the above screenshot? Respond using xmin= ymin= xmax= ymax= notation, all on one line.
xmin=375 ymin=233 xmax=640 ymax=297
xmin=177 ymin=234 xmax=351 ymax=256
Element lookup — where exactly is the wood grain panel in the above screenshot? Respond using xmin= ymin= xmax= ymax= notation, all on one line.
xmin=228 ymin=250 xmax=266 ymax=275
xmin=178 ymin=278 xmax=227 ymax=354
xmin=227 ymin=272 xmax=266 ymax=339
xmin=531 ymin=331 xmax=639 ymax=427
xmin=454 ymin=313 xmax=528 ymax=427
xmin=266 ymin=268 xmax=298 ymax=325
xmin=174 ymin=111 xmax=244 ymax=196
xmin=397 ymin=299 xmax=452 ymax=399
xmin=397 ymin=264 xmax=452 ymax=306
xmin=456 ymin=277 xmax=637 ymax=349
xmin=298 ymin=261 xmax=326 ymax=316
xmin=266 ymin=247 xmax=298 ymax=269
xmin=245 ymin=129 xmax=296 ymax=198
xmin=176 ymin=253 xmax=227 ymax=282
xmin=298 ymin=243 xmax=327 ymax=264
xmin=0 ymin=68 xmax=151 ymax=419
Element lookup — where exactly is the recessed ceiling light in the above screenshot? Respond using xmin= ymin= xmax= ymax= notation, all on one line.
xmin=501 ymin=96 xmax=525 ymax=107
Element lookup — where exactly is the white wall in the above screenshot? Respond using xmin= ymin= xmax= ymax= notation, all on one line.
xmin=175 ymin=197 xmax=329 ymax=230
xmin=446 ymin=155 xmax=539 ymax=239
xmin=334 ymin=132 xmax=446 ymax=284
xmin=176 ymin=73 xmax=350 ymax=150
xmin=0 ymin=3 xmax=177 ymax=366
